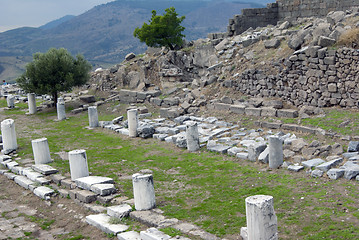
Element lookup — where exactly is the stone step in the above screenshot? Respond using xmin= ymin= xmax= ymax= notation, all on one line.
xmin=75 ymin=176 xmax=115 ymax=190
xmin=107 ymin=204 xmax=132 ymax=219
xmin=33 ymin=186 xmax=55 ymax=200
xmin=86 ymin=214 xmax=129 ymax=235
xmin=32 ymin=164 xmax=58 ymax=175
xmin=117 ymin=231 xmax=141 ymax=240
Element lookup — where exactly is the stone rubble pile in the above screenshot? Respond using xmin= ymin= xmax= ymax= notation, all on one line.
xmin=88 ymin=8 xmax=359 ymax=110
xmin=96 ymin=110 xmax=359 ymax=182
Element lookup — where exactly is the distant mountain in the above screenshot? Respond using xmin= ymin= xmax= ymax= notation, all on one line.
xmin=0 ymin=0 xmax=264 ymax=82
xmin=40 ymin=15 xmax=75 ymax=30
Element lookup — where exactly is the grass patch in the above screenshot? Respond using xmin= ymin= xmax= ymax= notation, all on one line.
xmin=20 ymin=213 xmax=55 ymax=230
xmin=3 ymin=103 xmax=359 ymax=239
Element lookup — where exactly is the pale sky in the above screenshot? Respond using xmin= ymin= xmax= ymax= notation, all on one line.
xmin=0 ymin=0 xmax=115 ymax=32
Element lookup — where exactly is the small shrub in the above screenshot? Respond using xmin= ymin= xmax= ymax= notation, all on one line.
xmin=337 ymin=28 xmax=359 ymax=48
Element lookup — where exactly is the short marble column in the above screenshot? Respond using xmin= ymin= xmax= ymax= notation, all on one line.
xmin=57 ymin=97 xmax=66 ymax=121
xmin=127 ymin=109 xmax=138 ymax=137
xmin=245 ymin=195 xmax=278 ymax=240
xmin=186 ymin=121 xmax=200 ymax=152
xmin=7 ymin=95 xmax=15 ymax=108
xmin=132 ymin=173 xmax=156 ymax=210
xmin=88 ymin=106 xmax=99 ymax=128
xmin=1 ymin=119 xmax=17 ymax=154
xmin=268 ymin=136 xmax=283 ymax=169
xmin=69 ymin=149 xmax=89 ymax=181
xmin=27 ymin=93 xmax=36 ymax=114
xmin=32 ymin=138 xmax=52 ymax=164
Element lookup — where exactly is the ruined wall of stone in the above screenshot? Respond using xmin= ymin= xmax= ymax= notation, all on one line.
xmin=233 ymin=47 xmax=359 ymax=108
xmin=227 ymin=0 xmax=359 ymax=36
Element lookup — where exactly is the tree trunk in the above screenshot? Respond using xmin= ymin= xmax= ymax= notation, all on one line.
xmin=52 ymin=92 xmax=58 ymax=107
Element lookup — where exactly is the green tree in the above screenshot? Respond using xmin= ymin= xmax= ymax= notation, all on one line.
xmin=17 ymin=48 xmax=92 ymax=105
xmin=134 ymin=7 xmax=185 ymax=50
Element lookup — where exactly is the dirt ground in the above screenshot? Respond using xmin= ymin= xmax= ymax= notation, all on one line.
xmin=0 ymin=174 xmax=108 ymax=240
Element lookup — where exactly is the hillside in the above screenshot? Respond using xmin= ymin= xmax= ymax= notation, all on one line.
xmin=0 ymin=0 xmax=261 ymax=82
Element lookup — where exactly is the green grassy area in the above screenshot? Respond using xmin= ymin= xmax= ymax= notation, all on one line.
xmin=281 ymin=108 xmax=359 ymax=136
xmin=1 ymin=102 xmax=359 ymax=239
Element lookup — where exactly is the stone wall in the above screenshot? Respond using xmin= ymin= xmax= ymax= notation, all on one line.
xmin=232 ymin=47 xmax=359 ymax=108
xmin=227 ymin=0 xmax=359 ymax=36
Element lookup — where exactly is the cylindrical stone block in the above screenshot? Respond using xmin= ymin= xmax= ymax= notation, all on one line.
xmin=268 ymin=136 xmax=283 ymax=169
xmin=132 ymin=173 xmax=156 ymax=210
xmin=57 ymin=97 xmax=66 ymax=121
xmin=246 ymin=195 xmax=278 ymax=240
xmin=69 ymin=149 xmax=89 ymax=181
xmin=27 ymin=93 xmax=37 ymax=114
xmin=127 ymin=109 xmax=138 ymax=137
xmin=7 ymin=95 xmax=15 ymax=108
xmin=88 ymin=106 xmax=99 ymax=128
xmin=1 ymin=119 xmax=17 ymax=154
xmin=186 ymin=121 xmax=200 ymax=152
xmin=32 ymin=138 xmax=52 ymax=164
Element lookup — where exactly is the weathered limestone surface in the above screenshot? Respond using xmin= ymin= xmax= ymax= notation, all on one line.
xmin=68 ymin=149 xmax=89 ymax=181
xmin=132 ymin=173 xmax=156 ymax=211
xmin=32 ymin=138 xmax=52 ymax=165
xmin=1 ymin=119 xmax=17 ymax=154
xmin=245 ymin=195 xmax=278 ymax=240
xmin=27 ymin=93 xmax=36 ymax=114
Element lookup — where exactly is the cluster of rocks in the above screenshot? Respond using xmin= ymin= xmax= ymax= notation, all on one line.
xmin=95 ymin=108 xmax=359 ymax=182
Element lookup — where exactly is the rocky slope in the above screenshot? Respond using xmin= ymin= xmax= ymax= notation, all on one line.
xmin=0 ymin=0 xmax=259 ymax=82
xmin=89 ymin=8 xmax=359 ymax=111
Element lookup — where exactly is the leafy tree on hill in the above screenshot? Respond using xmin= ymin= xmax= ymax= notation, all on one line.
xmin=134 ymin=7 xmax=185 ymax=50
xmin=17 ymin=48 xmax=92 ymax=105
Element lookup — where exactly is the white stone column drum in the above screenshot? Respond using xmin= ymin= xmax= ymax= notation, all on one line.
xmin=1 ymin=119 xmax=17 ymax=154
xmin=57 ymin=97 xmax=66 ymax=121
xmin=127 ymin=109 xmax=138 ymax=137
xmin=7 ymin=95 xmax=15 ymax=108
xmin=186 ymin=121 xmax=200 ymax=152
xmin=69 ymin=149 xmax=89 ymax=181
xmin=88 ymin=106 xmax=99 ymax=128
xmin=27 ymin=93 xmax=37 ymax=114
xmin=32 ymin=138 xmax=52 ymax=164
xmin=245 ymin=195 xmax=278 ymax=240
xmin=268 ymin=136 xmax=283 ymax=169
xmin=132 ymin=173 xmax=156 ymax=210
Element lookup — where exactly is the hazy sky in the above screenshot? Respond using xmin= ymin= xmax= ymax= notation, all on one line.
xmin=0 ymin=0 xmax=115 ymax=32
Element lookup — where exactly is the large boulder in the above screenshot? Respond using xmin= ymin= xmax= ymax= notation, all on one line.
xmin=264 ymin=39 xmax=281 ymax=49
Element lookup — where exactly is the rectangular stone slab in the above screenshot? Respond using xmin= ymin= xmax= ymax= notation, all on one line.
xmin=86 ymin=214 xmax=128 ymax=234
xmin=33 ymin=186 xmax=54 ymax=200
xmin=130 ymin=211 xmax=179 ymax=228
xmin=107 ymin=204 xmax=132 ymax=218
xmin=14 ymin=176 xmax=35 ymax=190
xmin=90 ymin=183 xmax=116 ymax=196
xmin=32 ymin=164 xmax=58 ymax=175
xmin=117 ymin=231 xmax=141 ymax=240
xmin=140 ymin=227 xmax=171 ymax=240
xmin=302 ymin=158 xmax=325 ymax=168
xmin=75 ymin=176 xmax=115 ymax=190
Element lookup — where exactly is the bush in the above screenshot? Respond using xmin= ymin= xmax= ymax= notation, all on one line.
xmin=337 ymin=28 xmax=359 ymax=48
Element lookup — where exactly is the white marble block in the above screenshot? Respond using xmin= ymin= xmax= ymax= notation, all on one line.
xmin=269 ymin=136 xmax=283 ymax=169
xmin=69 ymin=149 xmax=89 ymax=181
xmin=1 ymin=119 xmax=17 ymax=154
xmin=32 ymin=138 xmax=52 ymax=164
xmin=245 ymin=195 xmax=278 ymax=240
xmin=127 ymin=109 xmax=138 ymax=137
xmin=57 ymin=97 xmax=66 ymax=120
xmin=27 ymin=93 xmax=37 ymax=114
xmin=88 ymin=106 xmax=99 ymax=128
xmin=132 ymin=173 xmax=156 ymax=210
xmin=6 ymin=95 xmax=15 ymax=108
xmin=186 ymin=121 xmax=200 ymax=152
